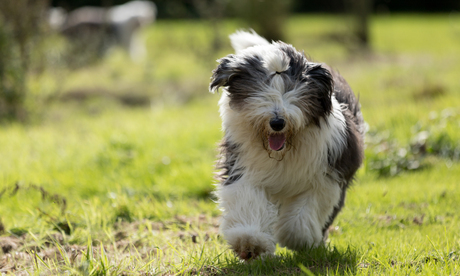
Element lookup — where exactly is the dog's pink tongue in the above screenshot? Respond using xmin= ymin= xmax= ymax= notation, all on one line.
xmin=268 ymin=134 xmax=286 ymax=151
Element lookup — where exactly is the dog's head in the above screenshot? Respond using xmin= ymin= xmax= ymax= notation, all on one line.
xmin=210 ymin=38 xmax=333 ymax=157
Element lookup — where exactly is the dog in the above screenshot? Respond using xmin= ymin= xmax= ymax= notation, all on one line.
xmin=209 ymin=30 xmax=365 ymax=260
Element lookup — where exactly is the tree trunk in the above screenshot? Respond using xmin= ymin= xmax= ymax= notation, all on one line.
xmin=346 ymin=0 xmax=372 ymax=50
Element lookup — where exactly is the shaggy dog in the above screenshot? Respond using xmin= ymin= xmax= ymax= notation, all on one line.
xmin=210 ymin=30 xmax=365 ymax=260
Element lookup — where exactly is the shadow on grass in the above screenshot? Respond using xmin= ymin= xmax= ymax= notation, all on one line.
xmin=218 ymin=245 xmax=359 ymax=276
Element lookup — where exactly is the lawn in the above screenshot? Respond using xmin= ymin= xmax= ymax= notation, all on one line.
xmin=0 ymin=14 xmax=460 ymax=275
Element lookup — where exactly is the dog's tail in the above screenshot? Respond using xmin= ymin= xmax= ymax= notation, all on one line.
xmin=229 ymin=30 xmax=270 ymax=54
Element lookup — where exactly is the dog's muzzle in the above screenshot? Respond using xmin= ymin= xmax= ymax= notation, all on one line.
xmin=268 ymin=118 xmax=286 ymax=151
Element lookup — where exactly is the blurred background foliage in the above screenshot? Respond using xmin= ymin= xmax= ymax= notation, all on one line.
xmin=3 ymin=0 xmax=460 ymax=123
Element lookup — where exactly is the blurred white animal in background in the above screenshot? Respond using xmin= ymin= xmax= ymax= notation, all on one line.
xmin=49 ymin=1 xmax=156 ymax=62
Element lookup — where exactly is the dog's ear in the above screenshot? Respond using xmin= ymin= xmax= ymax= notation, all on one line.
xmin=305 ymin=63 xmax=334 ymax=125
xmin=209 ymin=55 xmax=236 ymax=93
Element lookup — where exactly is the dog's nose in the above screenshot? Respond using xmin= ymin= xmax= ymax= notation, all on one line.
xmin=270 ymin=118 xmax=285 ymax=131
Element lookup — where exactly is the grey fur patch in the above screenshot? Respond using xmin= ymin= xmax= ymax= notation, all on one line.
xmin=299 ymin=64 xmax=334 ymax=127
xmin=331 ymin=70 xmax=366 ymax=136
xmin=334 ymin=109 xmax=364 ymax=182
xmin=216 ymin=138 xmax=242 ymax=185
xmin=328 ymin=68 xmax=365 ymax=183
xmin=210 ymin=54 xmax=268 ymax=111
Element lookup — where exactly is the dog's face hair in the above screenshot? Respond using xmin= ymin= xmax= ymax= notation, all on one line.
xmin=210 ymin=42 xmax=334 ymax=157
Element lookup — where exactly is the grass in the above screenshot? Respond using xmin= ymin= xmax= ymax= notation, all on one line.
xmin=1 ymin=14 xmax=460 ymax=275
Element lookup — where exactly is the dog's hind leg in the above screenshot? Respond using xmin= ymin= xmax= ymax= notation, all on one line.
xmin=274 ymin=181 xmax=342 ymax=251
xmin=217 ymin=180 xmax=277 ymax=260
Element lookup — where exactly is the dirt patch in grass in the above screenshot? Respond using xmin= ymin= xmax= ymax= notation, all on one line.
xmin=0 ymin=236 xmax=20 ymax=254
xmin=0 ymin=214 xmax=221 ymax=275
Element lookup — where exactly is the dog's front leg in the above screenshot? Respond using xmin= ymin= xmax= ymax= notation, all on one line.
xmin=275 ymin=182 xmax=342 ymax=251
xmin=217 ymin=180 xmax=277 ymax=260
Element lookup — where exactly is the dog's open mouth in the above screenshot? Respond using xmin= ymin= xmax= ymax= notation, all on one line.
xmin=268 ymin=133 xmax=286 ymax=151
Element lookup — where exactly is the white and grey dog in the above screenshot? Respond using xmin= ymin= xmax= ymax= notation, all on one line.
xmin=210 ymin=31 xmax=365 ymax=260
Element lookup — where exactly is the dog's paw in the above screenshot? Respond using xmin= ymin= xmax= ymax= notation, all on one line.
xmin=275 ymin=218 xmax=323 ymax=251
xmin=224 ymin=227 xmax=276 ymax=261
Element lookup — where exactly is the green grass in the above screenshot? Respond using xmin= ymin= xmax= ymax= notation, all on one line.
xmin=1 ymin=14 xmax=460 ymax=275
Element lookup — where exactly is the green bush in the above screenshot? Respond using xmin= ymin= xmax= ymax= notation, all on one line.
xmin=366 ymin=109 xmax=460 ymax=177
